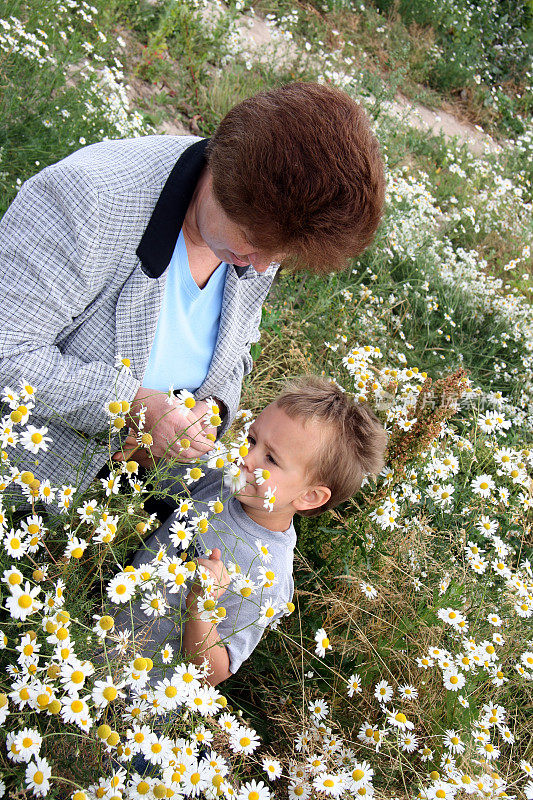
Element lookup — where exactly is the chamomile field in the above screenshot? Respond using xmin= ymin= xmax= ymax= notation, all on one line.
xmin=0 ymin=1 xmax=532 ymax=798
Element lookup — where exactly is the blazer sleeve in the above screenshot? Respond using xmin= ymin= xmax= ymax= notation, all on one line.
xmin=0 ymin=165 xmax=140 ymax=434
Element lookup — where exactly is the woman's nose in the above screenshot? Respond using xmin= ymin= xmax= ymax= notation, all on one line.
xmin=249 ymin=254 xmax=272 ymax=272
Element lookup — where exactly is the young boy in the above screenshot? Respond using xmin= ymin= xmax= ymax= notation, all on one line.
xmin=115 ymin=376 xmax=387 ymax=687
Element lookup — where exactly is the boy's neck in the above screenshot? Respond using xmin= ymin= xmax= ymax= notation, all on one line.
xmin=237 ymin=499 xmax=295 ymax=532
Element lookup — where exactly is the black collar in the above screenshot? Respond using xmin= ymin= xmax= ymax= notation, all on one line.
xmin=136 ymin=137 xmax=249 ymax=279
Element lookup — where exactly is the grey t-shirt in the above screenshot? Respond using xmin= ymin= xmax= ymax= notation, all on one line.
xmin=115 ymin=468 xmax=296 ymax=676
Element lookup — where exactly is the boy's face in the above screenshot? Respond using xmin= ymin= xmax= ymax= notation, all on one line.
xmin=238 ymin=402 xmax=331 ymax=528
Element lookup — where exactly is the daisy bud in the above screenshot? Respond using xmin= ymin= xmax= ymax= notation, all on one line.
xmin=97 ymin=724 xmax=111 ymax=740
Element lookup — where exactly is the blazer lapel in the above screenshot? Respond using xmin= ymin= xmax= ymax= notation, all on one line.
xmin=136 ymin=138 xmax=209 ymax=278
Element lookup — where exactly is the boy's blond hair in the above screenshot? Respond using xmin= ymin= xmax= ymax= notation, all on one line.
xmin=276 ymin=375 xmax=387 ymax=517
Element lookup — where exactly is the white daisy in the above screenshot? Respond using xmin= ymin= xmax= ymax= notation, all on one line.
xmin=262 ymin=758 xmax=282 ymax=781
xmin=347 ymin=673 xmax=362 ymax=697
xmin=374 ymin=679 xmax=393 ymax=703
xmin=314 ymin=628 xmax=332 ymax=658
xmin=25 ymin=756 xmax=51 ymax=796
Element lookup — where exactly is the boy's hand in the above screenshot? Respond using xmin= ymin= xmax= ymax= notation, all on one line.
xmin=189 ymin=548 xmax=230 ymax=603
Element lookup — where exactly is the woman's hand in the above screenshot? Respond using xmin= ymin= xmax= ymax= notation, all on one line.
xmin=112 ymin=388 xmax=218 ymax=464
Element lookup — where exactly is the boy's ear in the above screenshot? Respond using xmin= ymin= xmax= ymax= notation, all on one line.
xmin=293 ymin=486 xmax=331 ymax=513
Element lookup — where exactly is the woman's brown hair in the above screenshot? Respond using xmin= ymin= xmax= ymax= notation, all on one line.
xmin=206 ymin=82 xmax=385 ymax=274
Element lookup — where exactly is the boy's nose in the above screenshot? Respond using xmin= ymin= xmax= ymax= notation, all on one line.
xmin=242 ymin=451 xmax=255 ymax=474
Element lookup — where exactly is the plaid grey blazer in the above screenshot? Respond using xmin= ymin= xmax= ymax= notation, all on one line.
xmin=0 ymin=135 xmax=277 ymax=495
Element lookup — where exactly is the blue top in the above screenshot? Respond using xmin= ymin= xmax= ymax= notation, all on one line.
xmin=142 ymin=230 xmax=228 ymax=392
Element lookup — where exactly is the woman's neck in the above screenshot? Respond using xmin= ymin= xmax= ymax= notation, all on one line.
xmin=183 ymin=170 xmax=221 ymax=288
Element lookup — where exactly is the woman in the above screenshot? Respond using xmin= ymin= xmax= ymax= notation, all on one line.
xmin=0 ymin=82 xmax=384 ymax=498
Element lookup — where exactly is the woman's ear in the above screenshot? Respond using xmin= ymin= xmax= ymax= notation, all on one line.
xmin=293 ymin=486 xmax=331 ymax=513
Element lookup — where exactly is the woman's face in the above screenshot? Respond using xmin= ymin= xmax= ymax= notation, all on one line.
xmin=193 ymin=171 xmax=283 ymax=272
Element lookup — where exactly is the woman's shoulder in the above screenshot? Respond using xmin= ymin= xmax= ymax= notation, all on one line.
xmin=49 ymin=135 xmax=204 ymax=195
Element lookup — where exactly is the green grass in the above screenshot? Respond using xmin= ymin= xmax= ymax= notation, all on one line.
xmin=0 ymin=0 xmax=152 ymax=214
